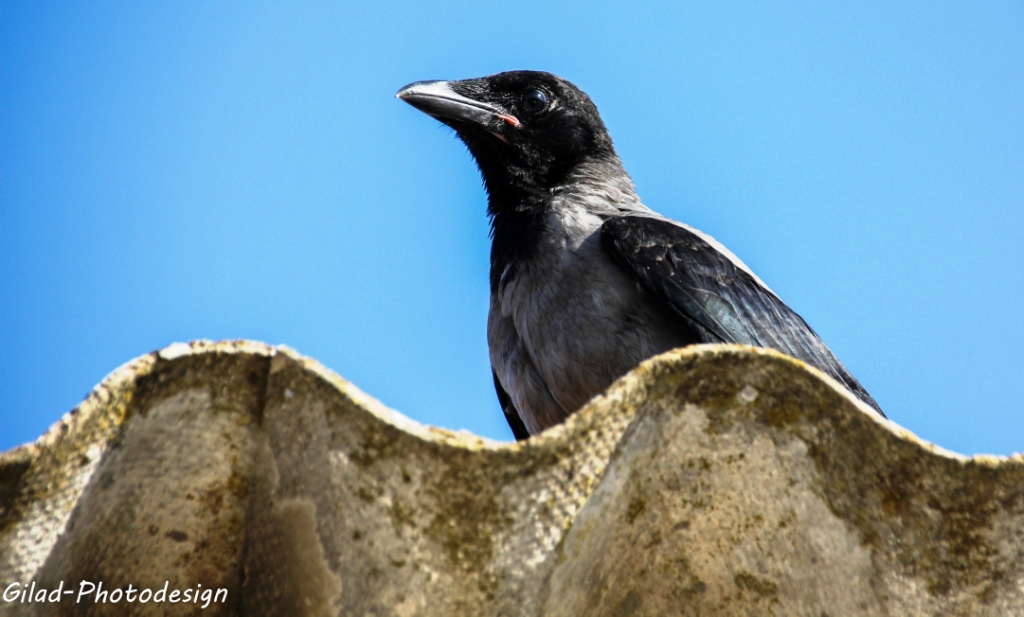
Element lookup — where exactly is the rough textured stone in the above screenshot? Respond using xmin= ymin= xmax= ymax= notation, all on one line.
xmin=1 ymin=340 xmax=1021 ymax=616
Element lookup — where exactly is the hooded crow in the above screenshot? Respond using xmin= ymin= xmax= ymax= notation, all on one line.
xmin=397 ymin=71 xmax=883 ymax=440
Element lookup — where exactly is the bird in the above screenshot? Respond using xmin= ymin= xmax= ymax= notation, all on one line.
xmin=397 ymin=70 xmax=883 ymax=440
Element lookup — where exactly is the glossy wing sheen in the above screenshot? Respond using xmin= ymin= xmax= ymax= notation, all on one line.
xmin=493 ymin=369 xmax=531 ymax=440
xmin=601 ymin=215 xmax=883 ymax=415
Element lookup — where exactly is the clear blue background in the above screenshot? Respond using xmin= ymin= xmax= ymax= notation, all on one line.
xmin=2 ymin=2 xmax=1022 ymax=455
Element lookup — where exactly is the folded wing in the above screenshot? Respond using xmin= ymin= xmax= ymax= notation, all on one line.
xmin=601 ymin=215 xmax=883 ymax=415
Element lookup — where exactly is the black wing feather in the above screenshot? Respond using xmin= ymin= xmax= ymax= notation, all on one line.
xmin=493 ymin=369 xmax=530 ymax=441
xmin=601 ymin=215 xmax=883 ymax=416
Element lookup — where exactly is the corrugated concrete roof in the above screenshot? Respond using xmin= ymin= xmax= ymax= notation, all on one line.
xmin=1 ymin=341 xmax=1022 ymax=616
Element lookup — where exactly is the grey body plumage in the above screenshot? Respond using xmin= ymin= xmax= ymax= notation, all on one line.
xmin=397 ymin=71 xmax=882 ymax=439
xmin=487 ymin=157 xmax=690 ymax=434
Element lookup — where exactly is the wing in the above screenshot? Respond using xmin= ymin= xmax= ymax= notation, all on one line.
xmin=601 ymin=215 xmax=883 ymax=416
xmin=493 ymin=369 xmax=530 ymax=441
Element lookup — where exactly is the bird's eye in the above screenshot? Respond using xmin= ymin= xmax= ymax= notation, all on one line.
xmin=521 ymin=89 xmax=548 ymax=114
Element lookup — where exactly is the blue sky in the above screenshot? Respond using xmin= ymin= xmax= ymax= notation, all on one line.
xmin=1 ymin=2 xmax=1022 ymax=455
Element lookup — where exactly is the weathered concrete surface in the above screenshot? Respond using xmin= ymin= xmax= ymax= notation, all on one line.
xmin=0 ymin=340 xmax=1021 ymax=616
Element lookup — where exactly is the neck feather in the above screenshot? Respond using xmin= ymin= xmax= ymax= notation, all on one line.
xmin=485 ymin=154 xmax=640 ymax=290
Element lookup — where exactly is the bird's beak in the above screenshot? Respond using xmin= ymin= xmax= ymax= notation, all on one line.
xmin=396 ymin=80 xmax=520 ymax=132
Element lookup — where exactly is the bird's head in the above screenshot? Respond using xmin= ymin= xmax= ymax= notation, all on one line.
xmin=397 ymin=71 xmax=616 ymax=198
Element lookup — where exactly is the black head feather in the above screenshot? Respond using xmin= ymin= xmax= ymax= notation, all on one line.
xmin=398 ymin=71 xmax=619 ymax=288
xmin=445 ymin=71 xmax=614 ymax=195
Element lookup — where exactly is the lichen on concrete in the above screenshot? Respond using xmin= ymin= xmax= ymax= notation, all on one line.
xmin=1 ymin=340 xmax=1022 ymax=616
